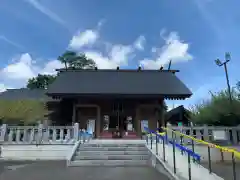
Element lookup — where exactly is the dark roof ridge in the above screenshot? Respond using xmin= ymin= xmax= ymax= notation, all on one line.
xmin=56 ymin=68 xmax=180 ymax=73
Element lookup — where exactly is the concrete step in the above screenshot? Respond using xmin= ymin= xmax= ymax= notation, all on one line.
xmin=74 ymin=154 xmax=149 ymax=160
xmin=77 ymin=147 xmax=148 ymax=151
xmin=75 ymin=150 xmax=149 ymax=156
xmin=69 ymin=160 xmax=148 ymax=166
xmin=81 ymin=143 xmax=146 ymax=147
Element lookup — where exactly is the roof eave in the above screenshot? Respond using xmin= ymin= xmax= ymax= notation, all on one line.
xmin=45 ymin=92 xmax=192 ymax=100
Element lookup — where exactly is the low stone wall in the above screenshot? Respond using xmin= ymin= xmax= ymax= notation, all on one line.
xmin=1 ymin=145 xmax=73 ymax=160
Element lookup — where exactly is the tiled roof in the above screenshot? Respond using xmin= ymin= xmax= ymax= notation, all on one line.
xmin=0 ymin=88 xmax=55 ymax=101
xmin=46 ymin=69 xmax=192 ymax=99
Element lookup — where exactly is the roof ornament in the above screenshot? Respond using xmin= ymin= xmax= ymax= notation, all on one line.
xmin=116 ymin=66 xmax=120 ymax=70
xmin=168 ymin=60 xmax=172 ymax=70
xmin=94 ymin=67 xmax=98 ymax=70
xmin=159 ymin=66 xmax=163 ymax=70
xmin=137 ymin=66 xmax=141 ymax=71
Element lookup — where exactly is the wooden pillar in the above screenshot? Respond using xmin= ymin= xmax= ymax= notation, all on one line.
xmin=135 ymin=106 xmax=141 ymax=136
xmin=96 ymin=106 xmax=101 ymax=138
xmin=72 ymin=103 xmax=76 ymax=123
xmin=155 ymin=107 xmax=160 ymax=129
xmin=160 ymin=99 xmax=165 ymax=127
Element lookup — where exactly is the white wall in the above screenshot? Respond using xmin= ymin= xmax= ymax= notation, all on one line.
xmin=1 ymin=145 xmax=73 ymax=160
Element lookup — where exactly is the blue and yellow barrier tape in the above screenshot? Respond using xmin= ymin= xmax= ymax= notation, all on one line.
xmin=163 ymin=127 xmax=240 ymax=159
xmin=144 ymin=127 xmax=201 ymax=161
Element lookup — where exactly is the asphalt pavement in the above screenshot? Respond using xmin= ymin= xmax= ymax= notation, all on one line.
xmin=0 ymin=160 xmax=171 ymax=180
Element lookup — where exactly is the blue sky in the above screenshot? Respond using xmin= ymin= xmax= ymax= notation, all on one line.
xmin=0 ymin=0 xmax=239 ymax=109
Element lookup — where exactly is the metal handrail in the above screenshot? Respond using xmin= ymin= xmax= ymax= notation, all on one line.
xmin=164 ymin=127 xmax=238 ymax=180
xmin=144 ymin=127 xmax=202 ymax=180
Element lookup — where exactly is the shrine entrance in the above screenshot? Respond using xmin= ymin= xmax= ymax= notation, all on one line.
xmin=101 ymin=101 xmax=135 ymax=138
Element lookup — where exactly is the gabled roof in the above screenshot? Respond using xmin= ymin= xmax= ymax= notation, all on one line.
xmin=0 ymin=88 xmax=56 ymax=101
xmin=46 ymin=69 xmax=192 ymax=99
xmin=165 ymin=105 xmax=191 ymax=120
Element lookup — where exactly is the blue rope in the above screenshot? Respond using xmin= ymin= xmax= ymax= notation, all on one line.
xmin=144 ymin=127 xmax=201 ymax=161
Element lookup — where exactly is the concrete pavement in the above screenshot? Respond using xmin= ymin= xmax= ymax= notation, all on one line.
xmin=201 ymin=162 xmax=240 ymax=180
xmin=0 ymin=161 xmax=171 ymax=180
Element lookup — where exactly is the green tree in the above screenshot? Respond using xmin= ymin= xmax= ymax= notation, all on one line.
xmin=57 ymin=50 xmax=96 ymax=69
xmin=190 ymin=88 xmax=240 ymax=126
xmin=27 ymin=51 xmax=96 ymax=90
xmin=57 ymin=50 xmax=77 ymax=69
xmin=27 ymin=74 xmax=56 ymax=89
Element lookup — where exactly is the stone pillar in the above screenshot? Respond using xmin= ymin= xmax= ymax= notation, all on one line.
xmin=0 ymin=124 xmax=7 ymax=142
xmin=38 ymin=124 xmax=43 ymax=144
xmin=232 ymin=129 xmax=239 ymax=145
xmin=74 ymin=122 xmax=79 ymax=141
xmin=203 ymin=125 xmax=209 ymax=141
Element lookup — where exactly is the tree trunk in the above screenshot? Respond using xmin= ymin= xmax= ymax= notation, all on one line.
xmin=64 ymin=62 xmax=67 ymax=70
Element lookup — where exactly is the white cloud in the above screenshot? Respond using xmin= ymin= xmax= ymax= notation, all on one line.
xmin=85 ymin=44 xmax=133 ymax=69
xmin=40 ymin=60 xmax=64 ymax=75
xmin=134 ymin=36 xmax=145 ymax=51
xmin=0 ymin=84 xmax=10 ymax=93
xmin=0 ymin=24 xmax=194 ymax=91
xmin=25 ymin=0 xmax=66 ymax=27
xmin=0 ymin=53 xmax=64 ymax=89
xmin=109 ymin=45 xmax=133 ymax=65
xmin=69 ymin=23 xmax=135 ymax=69
xmin=1 ymin=53 xmax=36 ymax=80
xmin=69 ymin=29 xmax=99 ymax=50
xmin=140 ymin=31 xmax=193 ymax=69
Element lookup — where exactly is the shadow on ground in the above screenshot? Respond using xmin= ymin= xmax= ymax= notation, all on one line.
xmin=0 ymin=160 xmax=35 ymax=175
xmin=0 ymin=161 xmax=171 ymax=180
xmin=201 ymin=162 xmax=240 ymax=180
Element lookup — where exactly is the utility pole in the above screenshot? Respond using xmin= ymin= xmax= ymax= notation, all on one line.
xmin=215 ymin=52 xmax=232 ymax=104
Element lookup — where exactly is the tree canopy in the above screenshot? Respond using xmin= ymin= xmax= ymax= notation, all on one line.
xmin=57 ymin=50 xmax=96 ymax=69
xmin=190 ymin=84 xmax=240 ymax=126
xmin=27 ymin=74 xmax=56 ymax=89
xmin=27 ymin=50 xmax=96 ymax=89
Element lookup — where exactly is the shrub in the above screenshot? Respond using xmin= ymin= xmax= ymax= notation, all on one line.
xmin=0 ymin=100 xmax=47 ymax=125
xmin=190 ymin=89 xmax=240 ymax=126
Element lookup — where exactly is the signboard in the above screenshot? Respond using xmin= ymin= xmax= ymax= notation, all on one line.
xmin=213 ymin=130 xmax=227 ymax=140
xmin=103 ymin=115 xmax=109 ymax=130
xmin=141 ymin=120 xmax=148 ymax=132
xmin=127 ymin=124 xmax=133 ymax=131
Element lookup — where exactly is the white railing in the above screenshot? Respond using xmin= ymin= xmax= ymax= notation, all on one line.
xmin=0 ymin=123 xmax=80 ymax=145
xmin=167 ymin=125 xmax=240 ymax=145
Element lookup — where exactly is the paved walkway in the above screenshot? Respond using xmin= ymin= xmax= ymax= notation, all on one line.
xmin=201 ymin=162 xmax=240 ymax=180
xmin=0 ymin=161 xmax=171 ymax=180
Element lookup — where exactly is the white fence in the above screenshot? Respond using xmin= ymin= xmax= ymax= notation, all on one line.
xmin=168 ymin=125 xmax=240 ymax=145
xmin=0 ymin=123 xmax=80 ymax=145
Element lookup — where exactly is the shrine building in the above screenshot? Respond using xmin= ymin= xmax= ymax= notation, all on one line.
xmin=45 ymin=67 xmax=192 ymax=138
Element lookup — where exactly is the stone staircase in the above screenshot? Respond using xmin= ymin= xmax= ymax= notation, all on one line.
xmin=69 ymin=140 xmax=150 ymax=166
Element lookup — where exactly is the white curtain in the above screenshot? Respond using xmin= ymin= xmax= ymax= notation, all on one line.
xmin=87 ymin=119 xmax=95 ymax=135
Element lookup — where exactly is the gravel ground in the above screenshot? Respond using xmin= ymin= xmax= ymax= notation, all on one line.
xmin=0 ymin=161 xmax=171 ymax=180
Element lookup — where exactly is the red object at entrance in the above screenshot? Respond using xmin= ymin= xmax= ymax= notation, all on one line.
xmin=99 ymin=131 xmax=139 ymax=139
